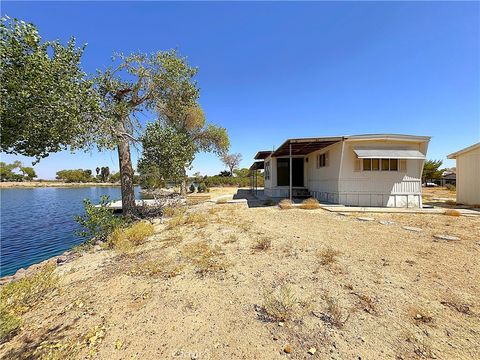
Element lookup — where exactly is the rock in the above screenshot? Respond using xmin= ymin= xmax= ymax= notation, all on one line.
xmin=357 ymin=217 xmax=375 ymax=222
xmin=433 ymin=234 xmax=460 ymax=241
xmin=402 ymin=226 xmax=422 ymax=232
xmin=379 ymin=220 xmax=395 ymax=225
xmin=284 ymin=345 xmax=292 ymax=353
xmin=308 ymin=347 xmax=317 ymax=355
xmin=57 ymin=256 xmax=68 ymax=264
xmin=0 ymin=275 xmax=14 ymax=285
xmin=278 ymin=321 xmax=285 ymax=327
xmin=13 ymin=268 xmax=27 ymax=280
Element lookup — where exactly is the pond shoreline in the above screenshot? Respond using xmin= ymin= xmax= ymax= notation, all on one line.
xmin=0 ymin=181 xmax=122 ymax=188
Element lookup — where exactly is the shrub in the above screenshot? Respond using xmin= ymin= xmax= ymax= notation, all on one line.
xmin=299 ymin=197 xmax=321 ymax=210
xmin=74 ymin=195 xmax=123 ymax=244
xmin=445 ymin=183 xmax=456 ymax=191
xmin=197 ymin=182 xmax=208 ymax=193
xmin=253 ymin=237 xmax=272 ymax=251
xmin=278 ymin=199 xmax=294 ymax=210
xmin=263 ymin=285 xmax=298 ymax=321
xmin=0 ymin=304 xmax=22 ymax=343
xmin=189 ymin=184 xmax=196 ymax=193
xmin=107 ymin=221 xmax=154 ymax=252
xmin=182 ymin=241 xmax=228 ymax=276
xmin=317 ymin=248 xmax=341 ymax=266
xmin=444 ymin=209 xmax=461 ymax=217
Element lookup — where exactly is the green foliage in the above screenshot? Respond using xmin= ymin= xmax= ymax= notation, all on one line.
xmin=423 ymin=159 xmax=443 ymax=183
xmin=0 ymin=160 xmax=22 ymax=181
xmin=20 ymin=166 xmax=36 ymax=180
xmin=74 ymin=195 xmax=123 ymax=244
xmin=107 ymin=221 xmax=154 ymax=253
xmin=56 ymin=169 xmax=93 ymax=183
xmin=98 ymin=166 xmax=110 ymax=182
xmin=138 ymin=123 xmax=196 ymax=185
xmin=197 ymin=182 xmax=208 ymax=193
xmin=109 ymin=172 xmax=121 ymax=183
xmin=0 ymin=304 xmax=22 ymax=343
xmin=0 ymin=17 xmax=101 ymax=161
xmin=233 ymin=168 xmax=250 ymax=178
xmin=189 ymin=183 xmax=196 ymax=193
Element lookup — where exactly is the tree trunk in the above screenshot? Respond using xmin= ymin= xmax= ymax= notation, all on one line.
xmin=117 ymin=133 xmax=136 ymax=218
xmin=180 ymin=168 xmax=187 ymax=196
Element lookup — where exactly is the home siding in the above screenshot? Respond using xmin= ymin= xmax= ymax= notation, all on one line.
xmin=456 ymin=147 xmax=480 ymax=205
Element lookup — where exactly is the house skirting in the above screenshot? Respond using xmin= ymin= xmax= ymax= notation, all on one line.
xmin=309 ymin=191 xmax=422 ymax=208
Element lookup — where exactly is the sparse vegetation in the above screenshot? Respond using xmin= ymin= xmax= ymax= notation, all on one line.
xmin=322 ymin=296 xmax=348 ymax=328
xmin=445 ymin=183 xmax=456 ymax=191
xmin=182 ymin=241 xmax=228 ymax=276
xmin=299 ymin=197 xmax=321 ymax=210
xmin=278 ymin=199 xmax=294 ymax=210
xmin=224 ymin=234 xmax=238 ymax=244
xmin=130 ymin=258 xmax=184 ymax=279
xmin=317 ymin=248 xmax=341 ymax=266
xmin=107 ymin=221 xmax=154 ymax=252
xmin=253 ymin=237 xmax=272 ymax=251
xmin=263 ymin=285 xmax=298 ymax=321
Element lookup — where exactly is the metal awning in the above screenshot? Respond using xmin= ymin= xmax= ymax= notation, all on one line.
xmin=353 ymin=148 xmax=425 ymax=159
xmin=272 ymin=137 xmax=343 ymax=157
xmin=254 ymin=151 xmax=272 ymax=160
xmin=249 ymin=161 xmax=264 ymax=170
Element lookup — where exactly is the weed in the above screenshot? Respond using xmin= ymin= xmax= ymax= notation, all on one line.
xmin=299 ymin=197 xmax=321 ymax=210
xmin=317 ymin=248 xmax=341 ymax=266
xmin=224 ymin=234 xmax=238 ymax=244
xmin=444 ymin=209 xmax=461 ymax=217
xmin=351 ymin=292 xmax=377 ymax=314
xmin=263 ymin=285 xmax=298 ymax=321
xmin=107 ymin=221 xmax=154 ymax=252
xmin=182 ymin=241 xmax=228 ymax=276
xmin=130 ymin=258 xmax=184 ymax=279
xmin=0 ymin=304 xmax=22 ymax=343
xmin=323 ymin=296 xmax=348 ymax=328
xmin=184 ymin=212 xmax=208 ymax=227
xmin=278 ymin=199 xmax=294 ymax=210
xmin=163 ymin=206 xmax=185 ymax=218
xmin=253 ymin=237 xmax=272 ymax=251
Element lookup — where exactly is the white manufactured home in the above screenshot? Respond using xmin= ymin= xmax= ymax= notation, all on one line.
xmin=250 ymin=134 xmax=430 ymax=208
xmin=447 ymin=142 xmax=480 ymax=206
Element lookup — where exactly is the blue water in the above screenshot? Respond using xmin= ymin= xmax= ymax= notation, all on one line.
xmin=0 ymin=186 xmax=141 ymax=277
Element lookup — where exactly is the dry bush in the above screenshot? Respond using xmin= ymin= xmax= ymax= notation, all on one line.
xmin=182 ymin=241 xmax=228 ymax=276
xmin=130 ymin=258 xmax=184 ymax=279
xmin=263 ymin=285 xmax=298 ymax=321
xmin=163 ymin=206 xmax=186 ymax=218
xmin=444 ymin=209 xmax=461 ymax=217
xmin=0 ymin=264 xmax=59 ymax=342
xmin=352 ymin=292 xmax=377 ymax=314
xmin=107 ymin=221 xmax=154 ymax=252
xmin=224 ymin=234 xmax=238 ymax=244
xmin=299 ymin=197 xmax=321 ymax=210
xmin=253 ymin=237 xmax=272 ymax=251
xmin=184 ymin=212 xmax=209 ymax=227
xmin=323 ymin=296 xmax=348 ymax=328
xmin=317 ymin=248 xmax=341 ymax=266
xmin=278 ymin=199 xmax=294 ymax=210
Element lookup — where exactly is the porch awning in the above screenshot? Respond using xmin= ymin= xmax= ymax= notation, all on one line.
xmin=353 ymin=148 xmax=425 ymax=159
xmin=249 ymin=161 xmax=264 ymax=170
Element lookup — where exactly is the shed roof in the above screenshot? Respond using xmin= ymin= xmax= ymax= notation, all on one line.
xmin=447 ymin=142 xmax=480 ymax=159
xmin=272 ymin=137 xmax=343 ymax=157
xmin=254 ymin=151 xmax=273 ymax=160
xmin=249 ymin=161 xmax=265 ymax=171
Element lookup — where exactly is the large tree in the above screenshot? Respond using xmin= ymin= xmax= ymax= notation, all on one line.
xmin=0 ymin=17 xmax=100 ymax=161
xmin=221 ymin=153 xmax=242 ymax=176
xmin=422 ymin=159 xmax=443 ymax=184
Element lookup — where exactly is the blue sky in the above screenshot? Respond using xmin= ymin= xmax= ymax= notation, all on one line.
xmin=2 ymin=1 xmax=479 ymax=179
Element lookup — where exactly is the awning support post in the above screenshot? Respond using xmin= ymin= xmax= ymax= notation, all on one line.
xmin=289 ymin=142 xmax=292 ymax=201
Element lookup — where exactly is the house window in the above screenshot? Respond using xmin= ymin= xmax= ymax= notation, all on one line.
xmin=316 ymin=151 xmax=329 ymax=168
xmin=265 ymin=161 xmax=270 ymax=180
xmin=363 ymin=159 xmax=399 ymax=171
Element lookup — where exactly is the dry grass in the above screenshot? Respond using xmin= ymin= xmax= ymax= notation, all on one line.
xmin=107 ymin=221 xmax=154 ymax=252
xmin=162 ymin=206 xmax=186 ymax=218
xmin=299 ymin=197 xmax=321 ymax=210
xmin=322 ymin=296 xmax=348 ymax=329
xmin=440 ymin=300 xmax=472 ymax=315
xmin=351 ymin=292 xmax=377 ymax=315
xmin=182 ymin=241 xmax=228 ymax=276
xmin=252 ymin=237 xmax=272 ymax=251
xmin=130 ymin=258 xmax=184 ymax=279
xmin=0 ymin=264 xmax=59 ymax=342
xmin=263 ymin=285 xmax=298 ymax=322
xmin=223 ymin=234 xmax=238 ymax=244
xmin=166 ymin=210 xmax=209 ymax=230
xmin=278 ymin=199 xmax=294 ymax=210
xmin=444 ymin=209 xmax=461 ymax=217
xmin=317 ymin=248 xmax=341 ymax=266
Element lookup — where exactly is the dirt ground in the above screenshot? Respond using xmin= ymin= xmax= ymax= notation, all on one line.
xmin=422 ymin=187 xmax=456 ymax=202
xmin=1 ymin=199 xmax=479 ymax=359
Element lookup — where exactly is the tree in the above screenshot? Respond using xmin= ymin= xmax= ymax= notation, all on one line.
xmin=233 ymin=168 xmax=250 ymax=178
xmin=423 ymin=159 xmax=443 ymax=184
xmin=0 ymin=17 xmax=101 ymax=161
xmin=20 ymin=166 xmax=36 ymax=180
xmin=56 ymin=169 xmax=92 ymax=183
xmin=138 ymin=123 xmax=196 ymax=189
xmin=100 ymin=166 xmax=110 ymax=182
xmin=221 ymin=153 xmax=242 ymax=177
xmin=95 ymin=167 xmax=101 ymax=177
xmin=218 ymin=170 xmax=231 ymax=177
xmin=0 ymin=160 xmax=22 ymax=181
xmin=94 ymin=50 xmax=206 ymax=216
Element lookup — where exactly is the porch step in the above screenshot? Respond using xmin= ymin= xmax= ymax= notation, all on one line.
xmin=292 ymin=188 xmax=311 ymax=199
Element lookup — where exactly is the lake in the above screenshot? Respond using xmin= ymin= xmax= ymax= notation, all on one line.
xmin=0 ymin=186 xmax=141 ymax=277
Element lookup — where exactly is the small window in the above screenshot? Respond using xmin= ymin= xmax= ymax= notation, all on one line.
xmin=363 ymin=159 xmax=371 ymax=171
xmin=372 ymin=159 xmax=379 ymax=171
xmin=317 ymin=153 xmax=327 ymax=168
xmin=381 ymin=159 xmax=389 ymax=171
xmin=390 ymin=159 xmax=398 ymax=171
xmin=265 ymin=161 xmax=270 ymax=180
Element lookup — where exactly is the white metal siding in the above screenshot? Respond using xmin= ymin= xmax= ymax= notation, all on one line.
xmin=456 ymin=147 xmax=480 ymax=205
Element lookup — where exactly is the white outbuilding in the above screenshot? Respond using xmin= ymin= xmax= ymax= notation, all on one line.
xmin=447 ymin=143 xmax=480 ymax=206
xmin=251 ymin=134 xmax=430 ymax=208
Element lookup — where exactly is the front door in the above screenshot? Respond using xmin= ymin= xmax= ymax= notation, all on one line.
xmin=277 ymin=158 xmax=304 ymax=187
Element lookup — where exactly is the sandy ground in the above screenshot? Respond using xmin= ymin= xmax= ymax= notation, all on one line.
xmin=0 ymin=181 xmax=121 ymax=188
xmin=422 ymin=187 xmax=457 ymax=202
xmin=1 ymin=200 xmax=479 ymax=359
